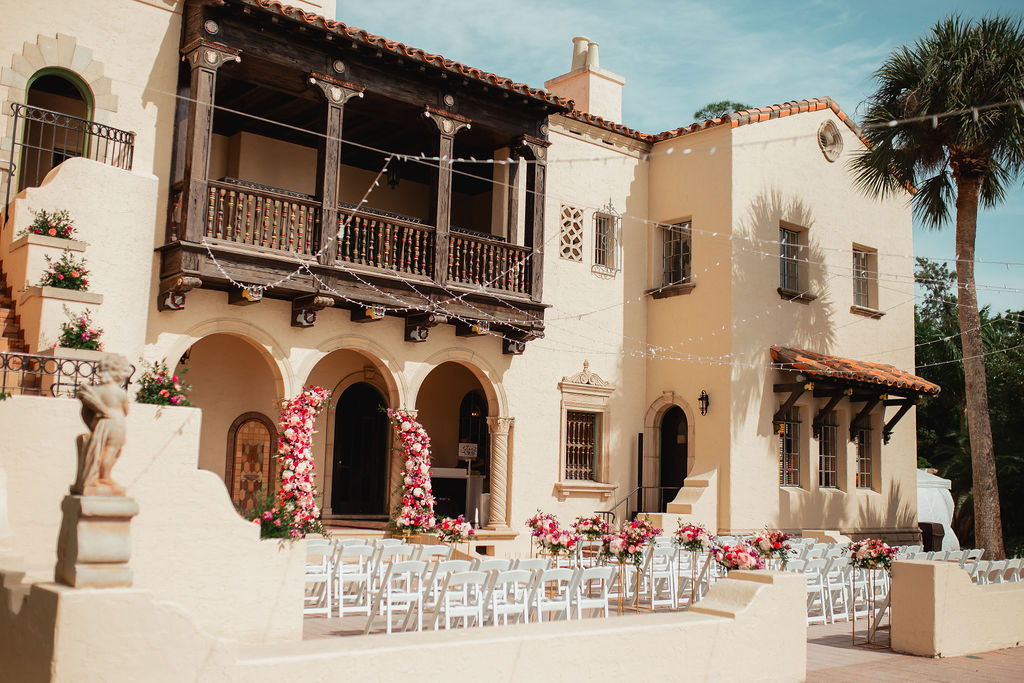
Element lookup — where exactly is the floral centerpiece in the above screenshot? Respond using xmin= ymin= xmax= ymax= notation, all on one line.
xmin=387 ymin=408 xmax=436 ymax=536
xmin=674 ymin=522 xmax=713 ymax=553
xmin=572 ymin=514 xmax=610 ymax=540
xmin=135 ymin=359 xmax=191 ymax=406
xmin=526 ymin=510 xmax=558 ymax=537
xmin=847 ymin=538 xmax=899 ymax=571
xmin=752 ymin=529 xmax=792 ymax=567
xmin=56 ymin=307 xmax=103 ymax=351
xmin=538 ymin=527 xmax=581 ymax=558
xmin=436 ymin=515 xmax=474 ymax=544
xmin=22 ymin=209 xmax=75 ymax=239
xmin=601 ymin=516 xmax=663 ymax=566
xmin=38 ymin=250 xmax=89 ymax=290
xmin=712 ymin=540 xmax=764 ymax=571
xmin=272 ymin=386 xmax=331 ymax=538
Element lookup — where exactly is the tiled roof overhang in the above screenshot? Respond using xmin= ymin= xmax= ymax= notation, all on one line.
xmin=232 ymin=0 xmax=572 ymax=112
xmin=771 ymin=345 xmax=940 ymax=397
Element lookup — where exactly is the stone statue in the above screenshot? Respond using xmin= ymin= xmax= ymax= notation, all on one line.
xmin=71 ymin=354 xmax=132 ymax=497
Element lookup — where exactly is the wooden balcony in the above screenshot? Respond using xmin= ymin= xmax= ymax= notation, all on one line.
xmin=160 ymin=179 xmax=545 ymax=343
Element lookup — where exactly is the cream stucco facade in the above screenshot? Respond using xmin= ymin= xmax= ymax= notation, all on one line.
xmin=0 ymin=0 xmax=924 ymax=561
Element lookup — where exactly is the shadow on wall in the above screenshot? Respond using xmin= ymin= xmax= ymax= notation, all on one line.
xmin=730 ymin=186 xmax=836 ymax=442
xmin=781 ymin=476 xmax=916 ymax=535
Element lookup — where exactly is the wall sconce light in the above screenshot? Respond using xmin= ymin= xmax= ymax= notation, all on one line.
xmin=387 ymin=163 xmax=400 ymax=189
xmin=698 ymin=390 xmax=710 ymax=416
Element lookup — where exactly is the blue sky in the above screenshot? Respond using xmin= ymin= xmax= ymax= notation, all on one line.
xmin=336 ymin=0 xmax=1024 ymax=311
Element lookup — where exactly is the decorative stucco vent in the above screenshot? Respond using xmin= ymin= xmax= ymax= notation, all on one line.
xmin=818 ymin=120 xmax=843 ymax=162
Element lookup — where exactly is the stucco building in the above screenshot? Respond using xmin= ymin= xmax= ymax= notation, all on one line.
xmin=0 ymin=0 xmax=935 ymax=553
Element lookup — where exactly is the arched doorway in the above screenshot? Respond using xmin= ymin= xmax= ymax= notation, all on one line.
xmin=21 ymin=70 xmax=92 ymax=190
xmin=459 ymin=390 xmax=490 ymax=484
xmin=660 ymin=406 xmax=688 ymax=508
xmin=225 ymin=413 xmax=277 ymax=514
xmin=331 ymin=382 xmax=389 ymax=516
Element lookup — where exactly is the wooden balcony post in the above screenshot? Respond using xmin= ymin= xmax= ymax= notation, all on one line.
xmin=423 ymin=107 xmax=470 ymax=285
xmin=308 ymin=73 xmax=364 ymax=265
xmin=179 ymin=40 xmax=240 ymax=243
xmin=518 ymin=135 xmax=550 ymax=302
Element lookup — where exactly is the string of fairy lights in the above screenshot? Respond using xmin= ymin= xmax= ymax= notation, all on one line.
xmin=102 ymin=72 xmax=1024 ymax=374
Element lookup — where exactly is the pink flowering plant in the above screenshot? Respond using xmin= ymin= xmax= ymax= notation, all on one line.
xmin=674 ymin=522 xmax=713 ymax=553
xmin=134 ymin=359 xmax=191 ymax=406
xmin=56 ymin=307 xmax=103 ymax=351
xmin=387 ymin=409 xmax=436 ymax=535
xmin=38 ymin=249 xmax=89 ymax=290
xmin=712 ymin=540 xmax=764 ymax=571
xmin=572 ymin=514 xmax=610 ymax=540
xmin=846 ymin=538 xmax=898 ymax=571
xmin=601 ymin=515 xmax=662 ymax=566
xmin=436 ymin=515 xmax=474 ymax=544
xmin=539 ymin=527 xmax=581 ymax=557
xmin=752 ymin=529 xmax=793 ymax=567
xmin=22 ymin=209 xmax=75 ymax=239
xmin=526 ymin=510 xmax=559 ymax=538
xmin=267 ymin=386 xmax=331 ymax=538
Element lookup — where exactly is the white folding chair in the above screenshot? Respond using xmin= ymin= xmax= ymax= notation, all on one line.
xmin=374 ymin=538 xmax=405 ymax=548
xmin=487 ymin=569 xmax=533 ymax=626
xmin=414 ymin=544 xmax=454 ymax=562
xmin=786 ymin=559 xmax=806 ymax=572
xmin=1005 ymin=558 xmax=1023 ymax=582
xmin=370 ymin=544 xmax=415 ymax=594
xmin=803 ymin=559 xmax=827 ymax=625
xmin=415 ymin=559 xmax=472 ymax=631
xmin=574 ymin=566 xmax=615 ymax=619
xmin=513 ymin=558 xmax=550 ymax=572
xmin=365 ymin=559 xmax=427 ymax=634
xmin=475 ymin=558 xmax=513 ymax=573
xmin=438 ymin=570 xmax=488 ymax=629
xmin=644 ymin=544 xmax=678 ymax=610
xmin=303 ymin=544 xmax=333 ymax=618
xmin=823 ymin=556 xmax=850 ymax=623
xmin=969 ymin=560 xmax=989 ymax=584
xmin=335 ymin=545 xmax=373 ymax=618
xmin=337 ymin=538 xmax=370 ymax=548
xmin=533 ymin=568 xmax=577 ymax=622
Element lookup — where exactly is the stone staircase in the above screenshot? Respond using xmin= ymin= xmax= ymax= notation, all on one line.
xmin=0 ymin=260 xmax=33 ymax=396
xmin=0 ymin=265 xmax=26 ymax=354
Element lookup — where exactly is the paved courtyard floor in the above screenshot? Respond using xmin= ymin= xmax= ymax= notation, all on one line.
xmin=305 ymin=611 xmax=1024 ymax=681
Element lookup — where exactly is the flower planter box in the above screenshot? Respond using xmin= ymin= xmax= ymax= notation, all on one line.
xmin=16 ymin=286 xmax=103 ymax=354
xmin=2 ymin=232 xmax=88 ymax=295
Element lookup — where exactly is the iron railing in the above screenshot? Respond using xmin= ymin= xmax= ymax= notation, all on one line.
xmin=4 ymin=102 xmax=135 ymax=222
xmin=0 ymin=351 xmax=133 ymax=398
xmin=597 ymin=485 xmax=682 ymax=526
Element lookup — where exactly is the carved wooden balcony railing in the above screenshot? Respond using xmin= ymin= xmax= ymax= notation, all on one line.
xmin=337 ymin=208 xmax=435 ymax=278
xmin=448 ymin=231 xmax=531 ymax=295
xmin=204 ymin=179 xmax=321 ymax=257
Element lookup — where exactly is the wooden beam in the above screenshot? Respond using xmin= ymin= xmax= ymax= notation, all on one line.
xmin=883 ymin=398 xmax=919 ymax=444
xmin=350 ymin=304 xmax=385 ymax=323
xmin=850 ymin=396 xmax=881 ymax=441
xmin=774 ymin=382 xmax=812 ymax=393
xmin=813 ymin=387 xmax=852 ymax=438
xmin=773 ymin=383 xmax=810 ymax=432
xmin=405 ymin=313 xmax=447 ymax=343
xmin=455 ymin=320 xmax=490 ymax=336
xmin=291 ymin=294 xmax=333 ymax=327
xmin=423 ymin=108 xmax=471 ymax=285
xmin=228 ymin=285 xmax=263 ymax=306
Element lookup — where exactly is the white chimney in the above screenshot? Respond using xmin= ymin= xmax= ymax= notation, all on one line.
xmin=545 ymin=36 xmax=625 ymax=122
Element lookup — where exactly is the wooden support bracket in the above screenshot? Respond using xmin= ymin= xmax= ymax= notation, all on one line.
xmin=350 ymin=305 xmax=386 ymax=323
xmin=157 ymin=275 xmax=202 ymax=312
xmin=882 ymin=398 xmax=918 ymax=444
xmin=405 ymin=313 xmax=447 ymax=343
xmin=773 ymin=382 xmax=812 ymax=433
xmin=813 ymin=388 xmax=852 ymax=439
xmin=455 ymin=320 xmax=490 ymax=337
xmin=849 ymin=394 xmax=883 ymax=440
xmin=291 ymin=295 xmax=334 ymax=328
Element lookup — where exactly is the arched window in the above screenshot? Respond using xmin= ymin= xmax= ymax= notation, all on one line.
xmin=225 ymin=413 xmax=277 ymax=515
xmin=20 ymin=69 xmax=92 ymax=190
xmin=458 ymin=391 xmax=489 ymax=485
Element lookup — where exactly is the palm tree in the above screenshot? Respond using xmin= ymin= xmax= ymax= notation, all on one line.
xmin=853 ymin=15 xmax=1024 ymax=559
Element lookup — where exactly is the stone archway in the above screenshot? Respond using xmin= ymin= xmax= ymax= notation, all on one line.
xmin=643 ymin=392 xmax=697 ymax=512
xmin=1 ymin=33 xmax=119 ymax=156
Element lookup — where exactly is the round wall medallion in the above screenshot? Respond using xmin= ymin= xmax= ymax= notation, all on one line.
xmin=817 ymin=120 xmax=843 ymax=162
xmin=332 ymin=59 xmax=346 ymax=74
xmin=204 ymin=50 xmax=219 ymax=65
xmin=539 ymin=123 xmax=549 ymax=135
xmin=441 ymin=119 xmax=454 ymax=134
xmin=443 ymin=94 xmax=455 ymax=107
xmin=203 ymin=19 xmax=220 ymax=35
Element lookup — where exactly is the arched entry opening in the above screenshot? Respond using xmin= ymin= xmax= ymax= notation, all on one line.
xmin=175 ymin=333 xmax=282 ymax=509
xmin=416 ymin=362 xmax=490 ymax=524
xmin=331 ymin=382 xmax=389 ymax=516
xmin=20 ymin=69 xmax=92 ymax=190
xmin=659 ymin=405 xmax=688 ymax=508
xmin=304 ymin=347 xmax=399 ymax=519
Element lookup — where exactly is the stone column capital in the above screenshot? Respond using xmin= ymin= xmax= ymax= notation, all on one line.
xmin=485 ymin=416 xmax=515 ymax=435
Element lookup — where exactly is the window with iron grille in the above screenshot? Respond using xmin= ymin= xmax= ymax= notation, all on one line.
xmin=662 ymin=222 xmax=692 ymax=286
xmin=818 ymin=411 xmax=838 ymax=488
xmin=594 ymin=212 xmax=620 ymax=271
xmin=852 ymin=247 xmax=878 ymax=309
xmin=779 ymin=407 xmax=800 ymax=487
xmin=779 ymin=227 xmax=801 ymax=291
xmin=856 ymin=428 xmax=872 ymax=489
xmin=565 ymin=410 xmax=598 ymax=480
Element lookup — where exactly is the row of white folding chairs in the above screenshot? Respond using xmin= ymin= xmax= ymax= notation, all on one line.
xmin=968 ymin=558 xmax=1023 ymax=584
xmin=363 ymin=563 xmax=617 ymax=634
xmin=902 ymin=548 xmax=984 ymax=567
xmin=786 ymin=556 xmax=886 ymax=625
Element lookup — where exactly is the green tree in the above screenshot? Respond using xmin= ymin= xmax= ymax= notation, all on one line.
xmin=914 ymin=259 xmax=1024 ymax=555
xmin=853 ymin=16 xmax=1024 ymax=558
xmin=692 ymin=100 xmax=752 ymax=121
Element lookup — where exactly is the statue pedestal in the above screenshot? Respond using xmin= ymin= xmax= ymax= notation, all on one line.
xmin=55 ymin=495 xmax=139 ymax=588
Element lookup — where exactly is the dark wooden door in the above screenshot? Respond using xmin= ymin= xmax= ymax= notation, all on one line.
xmin=332 ymin=382 xmax=389 ymax=516
xmin=659 ymin=406 xmax=688 ymax=507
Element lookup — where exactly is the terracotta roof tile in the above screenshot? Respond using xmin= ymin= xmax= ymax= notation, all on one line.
xmin=770 ymin=346 xmax=940 ymax=396
xmin=240 ymin=0 xmax=572 ymax=110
